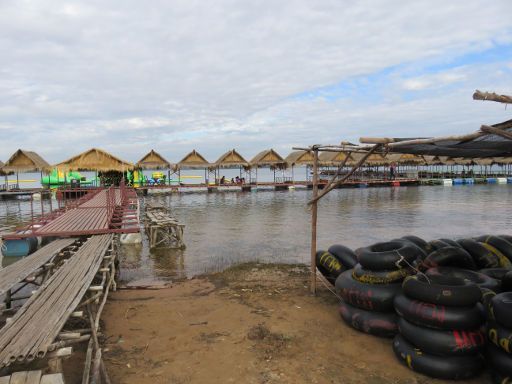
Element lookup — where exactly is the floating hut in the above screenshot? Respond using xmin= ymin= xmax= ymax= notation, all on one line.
xmin=2 ymin=149 xmax=50 ymax=190
xmin=285 ymin=150 xmax=315 ymax=182
xmin=175 ymin=150 xmax=211 ymax=185
xmin=249 ymin=149 xmax=287 ymax=184
xmin=212 ymin=149 xmax=250 ymax=185
xmin=54 ymin=148 xmax=134 ymax=186
xmin=136 ymin=149 xmax=173 ymax=185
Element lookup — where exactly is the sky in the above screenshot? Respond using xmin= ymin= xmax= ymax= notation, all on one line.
xmin=0 ymin=0 xmax=511 ymax=164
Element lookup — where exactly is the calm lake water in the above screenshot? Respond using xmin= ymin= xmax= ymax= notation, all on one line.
xmin=1 ymin=184 xmax=511 ymax=282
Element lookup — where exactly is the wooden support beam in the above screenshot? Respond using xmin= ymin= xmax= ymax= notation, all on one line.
xmin=480 ymin=125 xmax=512 ymax=141
xmin=473 ymin=90 xmax=512 ymax=104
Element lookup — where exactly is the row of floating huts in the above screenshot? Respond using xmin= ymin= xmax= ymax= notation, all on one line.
xmin=2 ymin=147 xmax=512 ymax=174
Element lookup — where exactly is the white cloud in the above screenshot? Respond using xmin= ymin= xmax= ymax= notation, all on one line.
xmin=0 ymin=0 xmax=511 ymax=163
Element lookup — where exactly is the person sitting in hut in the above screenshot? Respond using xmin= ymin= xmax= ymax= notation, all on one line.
xmin=389 ymin=164 xmax=395 ymax=180
xmin=241 ymin=177 xmax=245 ymax=184
xmin=230 ymin=178 xmax=234 ymax=184
xmin=220 ymin=176 xmax=226 ymax=185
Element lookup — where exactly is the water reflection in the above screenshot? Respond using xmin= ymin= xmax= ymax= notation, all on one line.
xmin=1 ymin=185 xmax=512 ymax=281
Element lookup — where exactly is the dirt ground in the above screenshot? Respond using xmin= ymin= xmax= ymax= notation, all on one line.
xmin=101 ymin=263 xmax=490 ymax=384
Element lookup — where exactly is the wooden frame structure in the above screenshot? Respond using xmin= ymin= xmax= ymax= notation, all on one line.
xmin=136 ymin=149 xmax=173 ymax=185
xmin=212 ymin=149 xmax=250 ymax=185
xmin=284 ymin=150 xmax=315 ymax=183
xmin=1 ymin=150 xmax=50 ymax=191
xmin=301 ymin=90 xmax=512 ymax=294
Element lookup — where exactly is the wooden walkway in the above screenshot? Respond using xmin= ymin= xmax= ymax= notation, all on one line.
xmin=0 ymin=371 xmax=64 ymax=384
xmin=0 ymin=239 xmax=76 ymax=297
xmin=0 ymin=235 xmax=112 ymax=367
xmin=3 ymin=187 xmax=139 ymax=240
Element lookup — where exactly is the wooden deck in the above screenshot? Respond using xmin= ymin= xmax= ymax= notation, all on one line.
xmin=2 ymin=187 xmax=139 ymax=240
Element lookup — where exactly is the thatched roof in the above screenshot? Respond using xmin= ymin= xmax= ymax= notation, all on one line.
xmin=176 ymin=150 xmax=210 ymax=170
xmin=285 ymin=151 xmax=315 ymax=166
xmin=493 ymin=157 xmax=512 ymax=165
xmin=136 ymin=150 xmax=172 ymax=170
xmin=250 ymin=149 xmax=286 ymax=168
xmin=2 ymin=149 xmax=51 ymax=173
xmin=387 ymin=153 xmax=425 ymax=165
xmin=452 ymin=157 xmax=474 ymax=166
xmin=473 ymin=158 xmax=494 ymax=166
xmin=351 ymin=152 xmax=390 ymax=166
xmin=213 ymin=149 xmax=249 ymax=168
xmin=54 ymin=148 xmax=134 ymax=172
xmin=318 ymin=151 xmax=355 ymax=166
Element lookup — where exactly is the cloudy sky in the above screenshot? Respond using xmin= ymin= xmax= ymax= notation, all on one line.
xmin=1 ymin=0 xmax=511 ymax=164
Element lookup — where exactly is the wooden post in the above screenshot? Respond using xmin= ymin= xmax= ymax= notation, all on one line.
xmin=310 ymin=148 xmax=319 ymax=295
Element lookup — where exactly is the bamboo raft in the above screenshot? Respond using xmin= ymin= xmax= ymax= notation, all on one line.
xmin=144 ymin=203 xmax=185 ymax=249
xmin=0 ymin=234 xmax=118 ymax=383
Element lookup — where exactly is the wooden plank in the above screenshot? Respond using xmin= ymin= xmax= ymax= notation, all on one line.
xmin=25 ymin=371 xmax=42 ymax=384
xmin=40 ymin=374 xmax=65 ymax=384
xmin=9 ymin=371 xmax=28 ymax=384
xmin=0 ymin=377 xmax=10 ymax=384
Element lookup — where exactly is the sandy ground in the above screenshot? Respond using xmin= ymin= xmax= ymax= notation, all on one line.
xmin=101 ymin=264 xmax=490 ymax=384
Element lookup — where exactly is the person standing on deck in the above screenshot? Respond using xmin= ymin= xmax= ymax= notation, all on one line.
xmin=389 ymin=164 xmax=395 ymax=180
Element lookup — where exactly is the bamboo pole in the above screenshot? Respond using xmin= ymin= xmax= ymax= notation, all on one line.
xmin=310 ymin=148 xmax=319 ymax=295
xmin=473 ymin=90 xmax=512 ymax=104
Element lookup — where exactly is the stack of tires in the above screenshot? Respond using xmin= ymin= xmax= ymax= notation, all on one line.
xmin=335 ymin=240 xmax=418 ymax=338
xmin=393 ymin=274 xmax=486 ymax=380
xmin=487 ymin=292 xmax=512 ymax=383
xmin=315 ymin=244 xmax=357 ymax=285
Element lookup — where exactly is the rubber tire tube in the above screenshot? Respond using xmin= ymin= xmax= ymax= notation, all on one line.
xmin=392 ymin=334 xmax=484 ymax=380
xmin=328 ymin=244 xmax=357 ymax=269
xmin=479 ymin=242 xmax=512 ymax=269
xmin=315 ymin=250 xmax=344 ymax=280
xmin=440 ymin=238 xmax=462 ymax=248
xmin=338 ymin=300 xmax=398 ymax=338
xmin=402 ymin=273 xmax=481 ymax=307
xmin=504 ymin=271 xmax=512 ymax=292
xmin=488 ymin=321 xmax=512 ymax=354
xmin=477 ymin=235 xmax=512 ymax=262
xmin=428 ymin=239 xmax=451 ymax=251
xmin=492 ymin=371 xmax=512 ymax=384
xmin=492 ymin=292 xmax=512 ymax=328
xmin=394 ymin=293 xmax=485 ymax=330
xmin=480 ymin=268 xmax=510 ymax=280
xmin=426 ymin=266 xmax=500 ymax=292
xmin=458 ymin=238 xmax=500 ymax=268
xmin=352 ymin=263 xmax=411 ymax=284
xmin=422 ymin=246 xmax=477 ymax=270
xmin=335 ymin=270 xmax=402 ymax=312
xmin=481 ymin=287 xmax=497 ymax=321
xmin=398 ymin=316 xmax=485 ymax=356
xmin=488 ymin=342 xmax=512 ymax=377
xmin=316 ymin=263 xmax=336 ymax=285
xmin=401 ymin=235 xmax=430 ymax=254
xmin=356 ymin=240 xmax=419 ymax=271
xmin=394 ymin=238 xmax=428 ymax=260
xmin=500 ymin=235 xmax=512 ymax=244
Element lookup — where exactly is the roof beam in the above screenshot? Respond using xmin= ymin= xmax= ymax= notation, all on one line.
xmin=473 ymin=90 xmax=512 ymax=104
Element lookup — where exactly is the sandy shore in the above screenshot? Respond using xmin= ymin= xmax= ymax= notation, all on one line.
xmin=101 ymin=263 xmax=489 ymax=384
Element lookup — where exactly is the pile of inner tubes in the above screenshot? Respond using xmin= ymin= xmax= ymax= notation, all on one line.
xmin=315 ymin=234 xmax=512 ymax=381
xmin=487 ymin=292 xmax=512 ymax=383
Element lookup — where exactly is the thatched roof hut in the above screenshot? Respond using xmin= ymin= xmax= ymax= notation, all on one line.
xmin=176 ymin=150 xmax=210 ymax=170
xmin=318 ymin=151 xmax=355 ymax=166
xmin=54 ymin=148 xmax=134 ymax=171
xmin=493 ymin=157 xmax=512 ymax=165
xmin=452 ymin=158 xmax=474 ymax=166
xmin=2 ymin=149 xmax=51 ymax=173
xmin=285 ymin=151 xmax=315 ymax=167
xmin=213 ymin=149 xmax=249 ymax=169
xmin=136 ymin=150 xmax=172 ymax=170
xmin=250 ymin=149 xmax=286 ymax=169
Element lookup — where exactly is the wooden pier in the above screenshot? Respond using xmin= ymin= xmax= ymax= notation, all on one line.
xmin=2 ymin=185 xmax=139 ymax=240
xmin=0 ymin=235 xmax=117 ymax=383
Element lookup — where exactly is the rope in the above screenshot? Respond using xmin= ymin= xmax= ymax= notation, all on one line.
xmin=395 ymin=249 xmax=430 ymax=284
